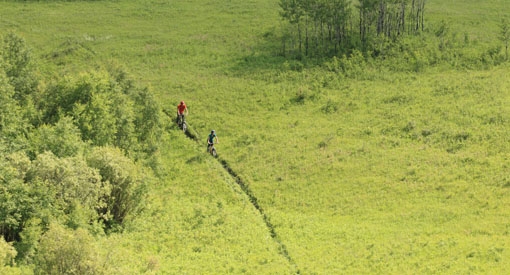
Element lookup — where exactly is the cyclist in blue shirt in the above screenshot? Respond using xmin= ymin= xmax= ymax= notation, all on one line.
xmin=207 ymin=130 xmax=219 ymax=154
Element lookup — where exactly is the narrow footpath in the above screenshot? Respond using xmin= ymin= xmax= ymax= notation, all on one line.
xmin=175 ymin=118 xmax=300 ymax=274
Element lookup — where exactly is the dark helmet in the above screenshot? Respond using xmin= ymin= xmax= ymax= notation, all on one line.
xmin=211 ymin=130 xmax=215 ymax=134
xmin=180 ymin=101 xmax=184 ymax=105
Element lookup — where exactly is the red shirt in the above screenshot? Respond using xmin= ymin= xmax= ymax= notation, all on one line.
xmin=178 ymin=104 xmax=187 ymax=114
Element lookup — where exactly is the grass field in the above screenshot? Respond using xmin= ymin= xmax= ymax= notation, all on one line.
xmin=97 ymin=131 xmax=293 ymax=273
xmin=2 ymin=0 xmax=510 ymax=273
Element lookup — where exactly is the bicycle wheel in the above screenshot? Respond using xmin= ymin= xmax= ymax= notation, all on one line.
xmin=212 ymin=147 xmax=217 ymax=158
xmin=182 ymin=122 xmax=187 ymax=132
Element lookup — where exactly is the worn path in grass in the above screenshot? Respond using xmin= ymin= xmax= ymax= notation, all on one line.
xmin=176 ymin=118 xmax=301 ymax=273
xmin=97 ymin=129 xmax=294 ymax=273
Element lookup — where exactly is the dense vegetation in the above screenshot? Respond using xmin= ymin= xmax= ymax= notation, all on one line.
xmin=1 ymin=0 xmax=510 ymax=273
xmin=279 ymin=0 xmax=426 ymax=56
xmin=0 ymin=33 xmax=163 ymax=273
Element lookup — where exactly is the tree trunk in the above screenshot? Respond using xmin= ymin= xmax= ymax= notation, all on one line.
xmin=506 ymin=41 xmax=508 ymax=60
xmin=314 ymin=20 xmax=318 ymax=54
xmin=410 ymin=0 xmax=415 ymax=34
xmin=377 ymin=0 xmax=384 ymax=36
xmin=305 ymin=14 xmax=309 ymax=56
xmin=416 ymin=4 xmax=420 ymax=31
xmin=421 ymin=0 xmax=425 ymax=31
xmin=281 ymin=35 xmax=285 ymax=56
xmin=321 ymin=20 xmax=325 ymax=53
xmin=298 ymin=22 xmax=302 ymax=56
xmin=401 ymin=2 xmax=406 ymax=35
xmin=397 ymin=10 xmax=401 ymax=36
xmin=360 ymin=8 xmax=363 ymax=42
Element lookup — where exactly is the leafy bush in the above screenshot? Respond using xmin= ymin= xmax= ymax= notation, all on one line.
xmin=28 ymin=152 xmax=107 ymax=217
xmin=40 ymin=70 xmax=161 ymax=154
xmin=0 ymin=32 xmax=38 ymax=102
xmin=0 ymin=153 xmax=58 ymax=243
xmin=87 ymin=147 xmax=146 ymax=228
xmin=0 ymin=236 xmax=16 ymax=266
xmin=132 ymin=87 xmax=163 ymax=154
xmin=324 ymin=50 xmax=366 ymax=77
xmin=0 ymin=67 xmax=28 ymax=151
xmin=35 ymin=223 xmax=101 ymax=275
xmin=321 ymin=99 xmax=339 ymax=114
xmin=28 ymin=116 xmax=86 ymax=158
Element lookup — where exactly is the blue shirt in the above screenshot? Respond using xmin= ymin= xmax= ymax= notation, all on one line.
xmin=208 ymin=134 xmax=216 ymax=143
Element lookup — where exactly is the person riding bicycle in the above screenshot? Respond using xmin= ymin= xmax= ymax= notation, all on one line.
xmin=177 ymin=101 xmax=188 ymax=126
xmin=207 ymin=130 xmax=219 ymax=154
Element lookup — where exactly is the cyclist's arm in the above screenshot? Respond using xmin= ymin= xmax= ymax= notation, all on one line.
xmin=185 ymin=106 xmax=189 ymax=115
xmin=215 ymin=136 xmax=219 ymax=144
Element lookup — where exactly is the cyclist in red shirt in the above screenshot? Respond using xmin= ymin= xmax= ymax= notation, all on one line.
xmin=177 ymin=101 xmax=188 ymax=126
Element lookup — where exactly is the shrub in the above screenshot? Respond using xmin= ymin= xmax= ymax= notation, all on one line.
xmin=132 ymin=87 xmax=162 ymax=154
xmin=0 ymin=32 xmax=38 ymax=102
xmin=0 ymin=67 xmax=28 ymax=151
xmin=28 ymin=117 xmax=86 ymax=158
xmin=0 ymin=160 xmax=56 ymax=242
xmin=34 ymin=223 xmax=100 ymax=275
xmin=41 ymin=72 xmax=119 ymax=146
xmin=321 ymin=99 xmax=339 ymax=114
xmin=72 ymin=90 xmax=117 ymax=147
xmin=28 ymin=152 xmax=107 ymax=216
xmin=15 ymin=218 xmax=43 ymax=263
xmin=0 ymin=236 xmax=16 ymax=266
xmin=87 ymin=147 xmax=146 ymax=228
xmin=40 ymin=71 xmax=161 ymax=154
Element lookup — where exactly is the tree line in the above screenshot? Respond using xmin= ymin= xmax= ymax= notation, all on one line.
xmin=279 ymin=0 xmax=427 ymax=57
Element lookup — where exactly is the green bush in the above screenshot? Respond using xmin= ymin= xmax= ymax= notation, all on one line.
xmin=40 ymin=70 xmax=161 ymax=154
xmin=0 ymin=153 xmax=57 ymax=243
xmin=0 ymin=236 xmax=16 ymax=267
xmin=87 ymin=147 xmax=146 ymax=228
xmin=132 ymin=87 xmax=163 ymax=154
xmin=35 ymin=223 xmax=101 ymax=275
xmin=0 ymin=67 xmax=28 ymax=151
xmin=28 ymin=117 xmax=86 ymax=158
xmin=28 ymin=152 xmax=107 ymax=216
xmin=0 ymin=32 xmax=38 ymax=102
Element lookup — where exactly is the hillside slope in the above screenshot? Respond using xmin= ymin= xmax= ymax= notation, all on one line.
xmin=93 ymin=131 xmax=294 ymax=273
xmin=2 ymin=0 xmax=510 ymax=273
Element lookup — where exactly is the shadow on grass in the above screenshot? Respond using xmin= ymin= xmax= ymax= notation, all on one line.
xmin=226 ymin=32 xmax=329 ymax=78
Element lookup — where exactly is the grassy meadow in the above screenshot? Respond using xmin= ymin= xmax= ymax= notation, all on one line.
xmin=98 ymin=131 xmax=293 ymax=273
xmin=1 ymin=0 xmax=510 ymax=273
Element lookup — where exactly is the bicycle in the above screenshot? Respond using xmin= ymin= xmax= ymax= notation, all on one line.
xmin=208 ymin=142 xmax=218 ymax=158
xmin=177 ymin=113 xmax=187 ymax=133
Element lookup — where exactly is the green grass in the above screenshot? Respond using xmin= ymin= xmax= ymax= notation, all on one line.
xmin=97 ymin=131 xmax=293 ymax=273
xmin=2 ymin=0 xmax=510 ymax=273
